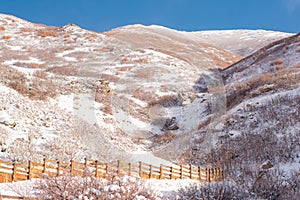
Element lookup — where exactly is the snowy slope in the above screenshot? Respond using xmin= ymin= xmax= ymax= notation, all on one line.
xmin=191 ymin=29 xmax=293 ymax=56
xmin=0 ymin=13 xmax=297 ymax=167
xmin=189 ymin=33 xmax=300 ymax=185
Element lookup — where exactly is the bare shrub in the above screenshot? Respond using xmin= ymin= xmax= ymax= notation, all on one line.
xmin=20 ymin=27 xmax=34 ymax=32
xmin=0 ymin=65 xmax=61 ymax=100
xmin=178 ymin=171 xmax=300 ymax=200
xmin=121 ymin=57 xmax=130 ymax=64
xmin=275 ymin=65 xmax=284 ymax=71
xmin=37 ymin=28 xmax=59 ymax=37
xmin=178 ymin=181 xmax=253 ymax=200
xmin=0 ymin=26 xmax=5 ymax=31
xmin=7 ymin=137 xmax=40 ymax=164
xmin=151 ymin=132 xmax=176 ymax=144
xmin=270 ymin=58 xmax=284 ymax=66
xmin=149 ymin=95 xmax=180 ymax=107
xmin=48 ymin=66 xmax=79 ymax=76
xmin=135 ymin=58 xmax=148 ymax=64
xmin=43 ymin=136 xmax=83 ymax=162
xmin=27 ymin=73 xmax=60 ymax=100
xmin=32 ymin=70 xmax=48 ymax=79
xmin=35 ymin=173 xmax=161 ymax=200
xmin=0 ymin=65 xmax=27 ymax=94
xmin=226 ymin=69 xmax=300 ymax=108
xmin=0 ymin=127 xmax=8 ymax=152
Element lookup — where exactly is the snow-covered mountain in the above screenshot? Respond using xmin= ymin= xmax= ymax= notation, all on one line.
xmin=191 ymin=29 xmax=293 ymax=56
xmin=188 ymin=32 xmax=300 ymax=194
xmin=0 ymin=13 xmax=297 ymax=168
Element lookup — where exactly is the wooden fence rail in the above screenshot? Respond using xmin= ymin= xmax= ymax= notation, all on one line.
xmin=0 ymin=158 xmax=224 ymax=183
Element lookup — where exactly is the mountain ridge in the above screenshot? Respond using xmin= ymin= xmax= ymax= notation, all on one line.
xmin=0 ymin=13 xmax=298 ymax=169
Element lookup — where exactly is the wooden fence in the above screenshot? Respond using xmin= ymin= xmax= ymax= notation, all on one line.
xmin=0 ymin=158 xmax=223 ymax=183
xmin=0 ymin=195 xmax=40 ymax=200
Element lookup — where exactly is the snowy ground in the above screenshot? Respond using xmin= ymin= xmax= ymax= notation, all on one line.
xmin=0 ymin=178 xmax=200 ymax=199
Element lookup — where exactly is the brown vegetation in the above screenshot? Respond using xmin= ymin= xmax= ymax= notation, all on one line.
xmin=226 ymin=68 xmax=300 ymax=108
xmin=149 ymin=95 xmax=179 ymax=107
xmin=37 ymin=28 xmax=59 ymax=37
xmin=2 ymin=35 xmax=12 ymax=40
xmin=270 ymin=58 xmax=283 ymax=66
xmin=0 ymin=65 xmax=60 ymax=100
xmin=151 ymin=132 xmax=176 ymax=144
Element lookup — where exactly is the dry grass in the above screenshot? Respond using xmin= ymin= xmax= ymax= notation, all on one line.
xmin=135 ymin=58 xmax=148 ymax=64
xmin=148 ymin=95 xmax=179 ymax=107
xmin=2 ymin=35 xmax=12 ymax=40
xmin=37 ymin=28 xmax=59 ymax=37
xmin=132 ymin=89 xmax=156 ymax=102
xmin=121 ymin=57 xmax=130 ymax=64
xmin=48 ymin=66 xmax=79 ymax=76
xmin=13 ymin=62 xmax=45 ymax=69
xmin=151 ymin=132 xmax=176 ymax=144
xmin=0 ymin=64 xmax=28 ymax=94
xmin=100 ymin=73 xmax=120 ymax=82
xmin=270 ymin=58 xmax=283 ymax=66
xmin=0 ymin=65 xmax=61 ymax=100
xmin=95 ymin=94 xmax=112 ymax=115
xmin=226 ymin=68 xmax=300 ymax=108
xmin=19 ymin=27 xmax=35 ymax=33
xmin=275 ymin=65 xmax=284 ymax=71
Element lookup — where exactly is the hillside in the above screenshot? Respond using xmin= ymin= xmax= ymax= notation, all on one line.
xmin=0 ymin=13 xmax=297 ymax=170
xmin=191 ymin=29 xmax=293 ymax=56
xmin=187 ymin=32 xmax=300 ymax=199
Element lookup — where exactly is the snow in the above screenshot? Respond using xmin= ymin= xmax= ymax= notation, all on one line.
xmin=0 ymin=14 xmax=298 ymax=196
xmin=0 ymin=111 xmax=13 ymax=124
xmin=279 ymin=163 xmax=300 ymax=174
xmin=55 ymin=94 xmax=74 ymax=112
xmin=0 ymin=180 xmax=36 ymax=197
xmin=7 ymin=45 xmax=23 ymax=51
xmin=64 ymin=56 xmax=77 ymax=62
xmin=3 ymin=57 xmax=44 ymax=66
xmin=0 ymin=177 xmax=199 ymax=199
xmin=129 ymin=151 xmax=172 ymax=166
xmin=146 ymin=178 xmax=200 ymax=198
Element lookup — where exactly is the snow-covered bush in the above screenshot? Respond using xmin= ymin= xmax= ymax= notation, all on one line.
xmin=177 ymin=181 xmax=253 ymax=200
xmin=35 ymin=173 xmax=162 ymax=200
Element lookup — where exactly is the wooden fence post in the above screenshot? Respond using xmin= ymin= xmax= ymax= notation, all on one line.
xmin=83 ymin=158 xmax=88 ymax=176
xmin=198 ymin=166 xmax=201 ymax=181
xmin=222 ymin=168 xmax=224 ymax=180
xmin=95 ymin=160 xmax=98 ymax=177
xmin=12 ymin=163 xmax=17 ymax=182
xmin=190 ymin=164 xmax=193 ymax=179
xmin=128 ymin=162 xmax=131 ymax=176
xmin=170 ymin=166 xmax=174 ymax=179
xmin=180 ymin=164 xmax=183 ymax=179
xmin=159 ymin=166 xmax=163 ymax=179
xmin=42 ymin=158 xmax=47 ymax=174
xmin=105 ymin=163 xmax=109 ymax=174
xmin=149 ymin=165 xmax=152 ymax=178
xmin=138 ymin=161 xmax=142 ymax=178
xmin=84 ymin=158 xmax=88 ymax=169
xmin=117 ymin=160 xmax=120 ymax=176
xmin=57 ymin=160 xmax=60 ymax=177
xmin=28 ymin=161 xmax=32 ymax=180
xmin=70 ymin=160 xmax=74 ymax=174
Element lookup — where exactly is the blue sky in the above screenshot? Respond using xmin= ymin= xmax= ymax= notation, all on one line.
xmin=0 ymin=0 xmax=299 ymax=33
